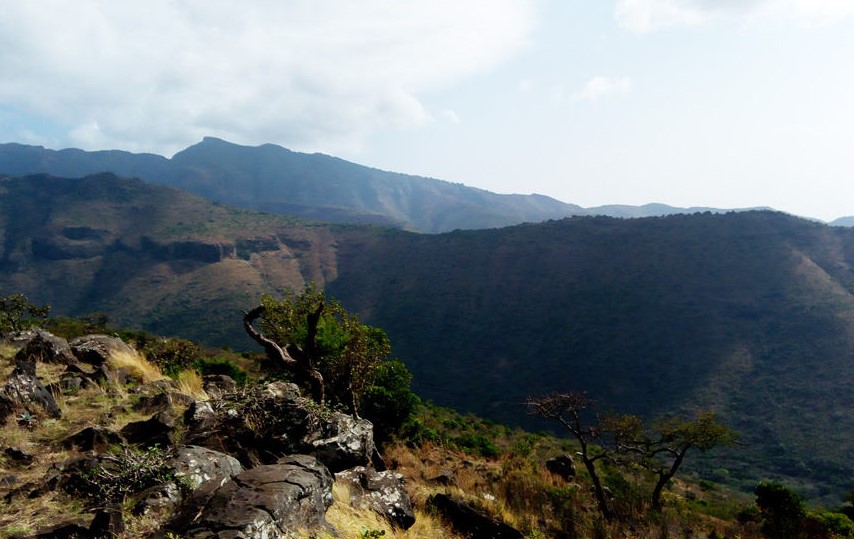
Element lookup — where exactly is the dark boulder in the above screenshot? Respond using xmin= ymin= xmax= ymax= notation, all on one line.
xmin=336 ymin=466 xmax=415 ymax=530
xmin=4 ymin=446 xmax=35 ymax=465
xmin=132 ymin=392 xmax=178 ymax=415
xmin=60 ymin=427 xmax=124 ymax=453
xmin=68 ymin=335 xmax=136 ymax=366
xmin=161 ymin=454 xmax=333 ymax=539
xmin=202 ymin=374 xmax=237 ymax=395
xmin=546 ymin=454 xmax=576 ymax=480
xmin=131 ymin=445 xmax=242 ymax=518
xmin=89 ymin=507 xmax=124 ymax=538
xmin=307 ymin=411 xmax=375 ymax=473
xmin=132 ymin=482 xmax=183 ymax=518
xmin=429 ymin=493 xmax=524 ymax=539
xmin=17 ymin=520 xmax=93 ymax=539
xmin=120 ymin=411 xmax=176 ymax=449
xmin=13 ymin=330 xmax=76 ymax=365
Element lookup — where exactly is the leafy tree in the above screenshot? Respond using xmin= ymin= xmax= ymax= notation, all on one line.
xmin=754 ymin=482 xmax=807 ymax=538
xmin=527 ymin=391 xmax=613 ymax=521
xmin=245 ymin=285 xmax=405 ymax=419
xmin=360 ymin=359 xmax=420 ymax=442
xmin=603 ymin=410 xmax=737 ymax=511
xmin=0 ymin=289 xmax=50 ymax=333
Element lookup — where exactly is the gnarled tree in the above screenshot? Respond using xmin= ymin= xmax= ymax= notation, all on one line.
xmin=527 ymin=391 xmax=613 ymax=521
xmin=245 ymin=285 xmax=396 ymax=418
xmin=603 ymin=410 xmax=737 ymax=511
xmin=243 ymin=301 xmax=325 ymax=404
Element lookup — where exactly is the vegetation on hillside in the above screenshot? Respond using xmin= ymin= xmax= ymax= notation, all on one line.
xmin=5 ymin=171 xmax=854 ymax=502
xmin=3 ymin=297 xmax=854 ymax=538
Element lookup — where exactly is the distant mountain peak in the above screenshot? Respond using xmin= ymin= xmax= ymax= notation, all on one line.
xmin=0 ymin=138 xmax=788 ymax=232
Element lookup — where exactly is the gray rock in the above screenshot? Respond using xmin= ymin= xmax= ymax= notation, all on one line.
xmin=308 ymin=412 xmax=375 ymax=473
xmin=337 ymin=466 xmax=415 ymax=530
xmin=172 ymin=445 xmax=242 ymax=490
xmin=13 ymin=329 xmax=76 ymax=365
xmin=69 ymin=335 xmax=136 ymax=366
xmin=132 ymin=481 xmax=183 ymax=517
xmin=2 ymin=368 xmax=61 ymax=420
xmin=184 ymin=382 xmax=375 ymax=472
xmin=162 ymin=454 xmax=333 ymax=539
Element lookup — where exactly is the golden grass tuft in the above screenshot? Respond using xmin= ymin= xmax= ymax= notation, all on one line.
xmin=175 ymin=369 xmax=209 ymax=400
xmin=322 ymin=480 xmax=462 ymax=539
xmin=108 ymin=348 xmax=166 ymax=384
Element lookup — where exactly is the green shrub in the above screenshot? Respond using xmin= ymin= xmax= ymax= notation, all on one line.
xmin=194 ymin=357 xmax=248 ymax=383
xmin=453 ymin=433 xmax=500 ymax=458
xmin=72 ymin=446 xmax=176 ymax=503
xmin=360 ymin=359 xmax=420 ymax=443
xmin=142 ymin=337 xmax=203 ymax=378
xmin=806 ymin=510 xmax=854 ymax=537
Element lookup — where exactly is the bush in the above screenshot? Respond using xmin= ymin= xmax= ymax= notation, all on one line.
xmin=453 ymin=433 xmax=501 ymax=458
xmin=806 ymin=510 xmax=854 ymax=537
xmin=360 ymin=359 xmax=419 ymax=443
xmin=71 ymin=446 xmax=176 ymax=503
xmin=0 ymin=290 xmax=49 ymax=333
xmin=194 ymin=357 xmax=248 ymax=383
xmin=754 ymin=482 xmax=806 ymax=538
xmin=142 ymin=337 xmax=203 ymax=378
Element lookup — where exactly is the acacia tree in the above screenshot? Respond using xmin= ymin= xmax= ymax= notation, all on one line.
xmin=526 ymin=391 xmax=614 ymax=521
xmin=0 ymin=289 xmax=50 ymax=334
xmin=603 ymin=410 xmax=737 ymax=511
xmin=244 ymin=285 xmax=393 ymax=417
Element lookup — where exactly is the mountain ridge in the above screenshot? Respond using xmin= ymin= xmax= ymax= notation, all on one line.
xmin=0 ymin=137 xmax=772 ymax=232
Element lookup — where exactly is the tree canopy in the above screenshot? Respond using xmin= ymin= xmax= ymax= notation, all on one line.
xmin=244 ymin=285 xmax=418 ymax=439
xmin=0 ymin=289 xmax=50 ymax=334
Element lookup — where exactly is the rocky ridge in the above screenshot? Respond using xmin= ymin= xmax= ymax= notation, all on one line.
xmin=0 ymin=330 xmax=416 ymax=538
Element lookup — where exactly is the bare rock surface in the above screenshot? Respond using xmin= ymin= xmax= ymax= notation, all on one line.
xmin=160 ymin=454 xmax=333 ymax=539
xmin=337 ymin=466 xmax=415 ymax=529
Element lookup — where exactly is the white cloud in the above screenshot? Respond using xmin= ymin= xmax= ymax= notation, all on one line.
xmin=615 ymin=0 xmax=854 ymax=32
xmin=574 ymin=76 xmax=632 ymax=101
xmin=0 ymin=0 xmax=536 ymax=154
xmin=440 ymin=110 xmax=462 ymax=124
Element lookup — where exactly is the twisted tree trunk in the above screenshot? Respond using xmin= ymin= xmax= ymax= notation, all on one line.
xmin=243 ymin=305 xmax=325 ymax=403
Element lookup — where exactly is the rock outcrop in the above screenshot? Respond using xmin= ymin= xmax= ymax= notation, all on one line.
xmin=184 ymin=382 xmax=375 ymax=471
xmin=160 ymin=454 xmax=333 ymax=539
xmin=337 ymin=466 xmax=416 ymax=530
xmin=0 ymin=338 xmax=413 ymax=538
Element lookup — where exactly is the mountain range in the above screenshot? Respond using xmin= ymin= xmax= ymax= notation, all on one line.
xmin=5 ymin=139 xmax=854 ymax=503
xmin=3 ymin=169 xmax=854 ymax=500
xmin=0 ymin=138 xmax=775 ymax=233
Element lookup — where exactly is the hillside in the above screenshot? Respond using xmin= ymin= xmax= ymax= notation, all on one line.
xmin=0 ymin=172 xmax=344 ymax=345
xmin=3 ymin=173 xmax=854 ymax=499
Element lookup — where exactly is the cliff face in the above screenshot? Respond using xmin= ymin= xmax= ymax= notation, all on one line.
xmin=0 ymin=173 xmax=344 ymax=345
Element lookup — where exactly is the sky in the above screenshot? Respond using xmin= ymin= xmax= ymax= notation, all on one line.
xmin=1 ymin=1 xmax=853 ymax=221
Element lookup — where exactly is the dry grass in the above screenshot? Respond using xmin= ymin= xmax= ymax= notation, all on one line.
xmin=323 ymin=480 xmax=463 ymax=539
xmin=108 ymin=348 xmax=166 ymax=384
xmin=175 ymin=369 xmax=209 ymax=401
